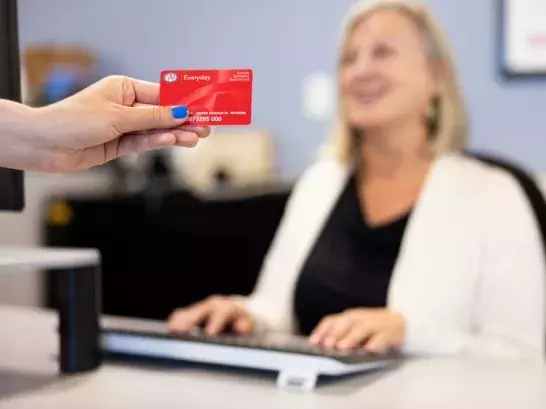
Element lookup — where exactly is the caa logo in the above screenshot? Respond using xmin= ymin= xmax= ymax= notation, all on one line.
xmin=163 ymin=72 xmax=179 ymax=83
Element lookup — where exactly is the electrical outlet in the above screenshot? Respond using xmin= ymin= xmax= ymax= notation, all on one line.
xmin=302 ymin=72 xmax=335 ymax=121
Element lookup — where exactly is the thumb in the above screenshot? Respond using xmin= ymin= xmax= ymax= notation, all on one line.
xmin=115 ymin=105 xmax=189 ymax=134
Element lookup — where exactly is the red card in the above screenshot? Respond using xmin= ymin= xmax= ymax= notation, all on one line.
xmin=159 ymin=69 xmax=253 ymax=126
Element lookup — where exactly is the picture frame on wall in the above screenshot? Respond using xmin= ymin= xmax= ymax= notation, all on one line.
xmin=499 ymin=0 xmax=546 ymax=79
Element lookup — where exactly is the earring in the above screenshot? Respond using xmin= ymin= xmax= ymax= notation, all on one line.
xmin=426 ymin=98 xmax=440 ymax=138
xmin=426 ymin=102 xmax=437 ymax=121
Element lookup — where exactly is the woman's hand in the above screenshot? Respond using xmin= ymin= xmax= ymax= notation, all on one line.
xmin=309 ymin=308 xmax=405 ymax=353
xmin=167 ymin=295 xmax=254 ymax=336
xmin=0 ymin=75 xmax=210 ymax=173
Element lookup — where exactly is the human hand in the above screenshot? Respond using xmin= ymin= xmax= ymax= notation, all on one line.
xmin=167 ymin=295 xmax=254 ymax=336
xmin=32 ymin=75 xmax=210 ymax=173
xmin=309 ymin=308 xmax=405 ymax=353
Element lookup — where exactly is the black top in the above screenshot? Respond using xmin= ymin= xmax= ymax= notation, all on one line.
xmin=293 ymin=174 xmax=410 ymax=335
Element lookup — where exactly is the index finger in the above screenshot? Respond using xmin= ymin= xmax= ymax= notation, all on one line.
xmin=169 ymin=303 xmax=212 ymax=333
xmin=130 ymin=78 xmax=161 ymax=105
xmin=205 ymin=305 xmax=237 ymax=335
xmin=309 ymin=315 xmax=336 ymax=344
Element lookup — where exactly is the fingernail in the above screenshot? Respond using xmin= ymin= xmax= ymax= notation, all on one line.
xmin=171 ymin=106 xmax=188 ymax=119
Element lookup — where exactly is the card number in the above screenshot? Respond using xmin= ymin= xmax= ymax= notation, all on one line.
xmin=188 ymin=116 xmax=222 ymax=123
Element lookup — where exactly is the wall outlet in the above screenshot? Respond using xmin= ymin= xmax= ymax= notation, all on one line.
xmin=302 ymin=72 xmax=335 ymax=121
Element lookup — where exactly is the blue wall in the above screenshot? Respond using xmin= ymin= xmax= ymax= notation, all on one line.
xmin=18 ymin=0 xmax=546 ymax=177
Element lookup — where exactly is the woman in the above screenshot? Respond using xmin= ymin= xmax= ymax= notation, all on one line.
xmin=168 ymin=0 xmax=546 ymax=362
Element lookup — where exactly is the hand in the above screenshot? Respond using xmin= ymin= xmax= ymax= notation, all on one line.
xmin=31 ymin=75 xmax=210 ymax=172
xmin=309 ymin=308 xmax=405 ymax=353
xmin=167 ymin=295 xmax=254 ymax=336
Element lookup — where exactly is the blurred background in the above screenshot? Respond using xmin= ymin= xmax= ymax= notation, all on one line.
xmin=0 ymin=0 xmax=545 ymax=319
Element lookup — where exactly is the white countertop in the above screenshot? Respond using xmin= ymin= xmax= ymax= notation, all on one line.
xmin=0 ymin=246 xmax=99 ymax=272
xmin=0 ymin=306 xmax=545 ymax=409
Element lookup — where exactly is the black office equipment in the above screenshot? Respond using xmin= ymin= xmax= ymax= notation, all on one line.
xmin=56 ymin=264 xmax=103 ymax=374
xmin=101 ymin=316 xmax=400 ymax=391
xmin=0 ymin=247 xmax=103 ymax=374
xmin=44 ymin=187 xmax=291 ymax=319
xmin=0 ymin=0 xmax=25 ymax=211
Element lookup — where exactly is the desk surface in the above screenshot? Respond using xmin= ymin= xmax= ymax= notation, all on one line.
xmin=0 ymin=246 xmax=99 ymax=271
xmin=1 ymin=306 xmax=546 ymax=409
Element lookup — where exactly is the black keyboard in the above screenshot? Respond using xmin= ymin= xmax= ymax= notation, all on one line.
xmin=103 ymin=326 xmax=400 ymax=365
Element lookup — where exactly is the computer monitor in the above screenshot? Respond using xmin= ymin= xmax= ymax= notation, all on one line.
xmin=0 ymin=0 xmax=25 ymax=211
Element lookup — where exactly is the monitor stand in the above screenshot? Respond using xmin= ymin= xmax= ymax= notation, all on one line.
xmin=0 ymin=246 xmax=102 ymax=374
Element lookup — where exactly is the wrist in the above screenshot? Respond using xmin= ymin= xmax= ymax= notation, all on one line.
xmin=0 ymin=100 xmax=51 ymax=171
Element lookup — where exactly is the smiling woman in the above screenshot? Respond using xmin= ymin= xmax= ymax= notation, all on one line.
xmin=329 ymin=0 xmax=467 ymax=164
xmin=167 ymin=0 xmax=546 ymax=363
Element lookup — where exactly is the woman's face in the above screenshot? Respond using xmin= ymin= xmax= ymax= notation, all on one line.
xmin=340 ymin=10 xmax=439 ymax=130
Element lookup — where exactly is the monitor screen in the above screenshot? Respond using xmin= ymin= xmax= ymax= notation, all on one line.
xmin=0 ymin=0 xmax=24 ymax=211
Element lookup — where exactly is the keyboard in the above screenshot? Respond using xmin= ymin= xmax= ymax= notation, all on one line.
xmin=101 ymin=317 xmax=401 ymax=391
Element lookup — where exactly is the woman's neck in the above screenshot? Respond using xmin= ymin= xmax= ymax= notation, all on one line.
xmin=359 ymin=121 xmax=433 ymax=181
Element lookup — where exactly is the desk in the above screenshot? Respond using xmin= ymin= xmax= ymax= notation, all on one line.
xmin=1 ymin=307 xmax=545 ymax=409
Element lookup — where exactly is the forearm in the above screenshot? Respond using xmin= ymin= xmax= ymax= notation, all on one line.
xmin=0 ymin=99 xmax=48 ymax=171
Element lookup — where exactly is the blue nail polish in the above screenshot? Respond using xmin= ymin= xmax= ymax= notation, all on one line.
xmin=171 ymin=106 xmax=188 ymax=119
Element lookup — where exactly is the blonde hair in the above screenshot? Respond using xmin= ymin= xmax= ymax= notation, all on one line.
xmin=323 ymin=0 xmax=468 ymax=165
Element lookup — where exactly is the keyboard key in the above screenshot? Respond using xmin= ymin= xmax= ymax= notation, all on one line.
xmin=159 ymin=327 xmax=392 ymax=361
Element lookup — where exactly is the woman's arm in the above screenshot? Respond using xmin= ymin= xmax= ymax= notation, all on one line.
xmin=0 ymin=99 xmax=41 ymax=170
xmin=0 ymin=76 xmax=209 ymax=173
xmin=232 ymin=159 xmax=340 ymax=333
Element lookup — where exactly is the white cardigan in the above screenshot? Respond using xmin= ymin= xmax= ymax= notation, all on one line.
xmin=235 ymin=153 xmax=546 ymax=362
